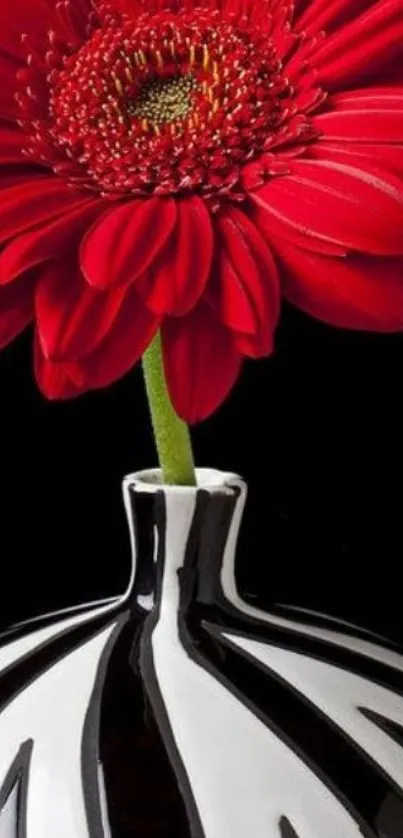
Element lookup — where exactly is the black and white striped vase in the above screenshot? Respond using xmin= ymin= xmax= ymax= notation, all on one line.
xmin=1 ymin=467 xmax=403 ymax=837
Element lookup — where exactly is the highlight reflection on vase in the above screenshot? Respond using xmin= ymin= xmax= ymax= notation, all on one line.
xmin=1 ymin=469 xmax=403 ymax=838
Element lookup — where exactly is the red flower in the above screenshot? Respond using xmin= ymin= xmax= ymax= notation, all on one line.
xmin=1 ymin=0 xmax=403 ymax=421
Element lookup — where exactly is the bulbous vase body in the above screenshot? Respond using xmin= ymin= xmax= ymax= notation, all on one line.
xmin=0 ymin=469 xmax=402 ymax=837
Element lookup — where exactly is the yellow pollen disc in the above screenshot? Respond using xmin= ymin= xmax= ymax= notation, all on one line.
xmin=127 ymin=74 xmax=197 ymax=127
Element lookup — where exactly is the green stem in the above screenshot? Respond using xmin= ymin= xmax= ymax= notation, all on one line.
xmin=142 ymin=331 xmax=196 ymax=486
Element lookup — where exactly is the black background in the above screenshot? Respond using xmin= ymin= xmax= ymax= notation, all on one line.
xmin=1 ymin=303 xmax=403 ymax=641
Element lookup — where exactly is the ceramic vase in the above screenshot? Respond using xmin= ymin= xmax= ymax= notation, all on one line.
xmin=1 ymin=468 xmax=402 ymax=837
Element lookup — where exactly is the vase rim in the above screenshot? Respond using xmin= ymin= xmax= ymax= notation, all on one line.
xmin=123 ymin=468 xmax=244 ymax=494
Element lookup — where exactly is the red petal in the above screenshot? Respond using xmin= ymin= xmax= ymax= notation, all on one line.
xmin=381 ymin=63 xmax=403 ymax=86
xmin=308 ymin=141 xmax=403 ymax=179
xmin=313 ymin=0 xmax=403 ymax=90
xmin=34 ymin=339 xmax=81 ymax=399
xmin=251 ymin=158 xmax=403 ymax=256
xmin=0 ymin=272 xmax=34 ymax=349
xmin=224 ymin=0 xmax=294 ymax=37
xmin=0 ymin=56 xmax=21 ymax=122
xmin=80 ymin=198 xmax=176 ymax=289
xmin=70 ymin=288 xmax=160 ymax=392
xmin=235 ymin=329 xmax=275 ymax=358
xmin=294 ymin=0 xmax=373 ymax=36
xmin=313 ymin=93 xmax=403 ymax=143
xmin=55 ymin=0 xmax=93 ymax=45
xmin=275 ymin=241 xmax=403 ymax=331
xmin=0 ymin=122 xmax=26 ymax=162
xmin=162 ymin=304 xmax=242 ymax=424
xmin=136 ymin=196 xmax=213 ymax=315
xmin=0 ymin=0 xmax=83 ymax=59
xmin=331 ymin=87 xmax=403 ymax=108
xmin=0 ymin=178 xmax=92 ymax=246
xmin=0 ymin=200 xmax=104 ymax=284
xmin=207 ymin=207 xmax=280 ymax=356
xmin=0 ymin=164 xmax=49 ymax=191
xmin=35 ymin=258 xmax=127 ymax=361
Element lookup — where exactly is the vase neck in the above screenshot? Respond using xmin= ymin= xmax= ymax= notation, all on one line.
xmin=122 ymin=470 xmax=246 ymax=613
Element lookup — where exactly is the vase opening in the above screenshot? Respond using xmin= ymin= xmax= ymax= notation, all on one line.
xmin=124 ymin=468 xmax=241 ymax=492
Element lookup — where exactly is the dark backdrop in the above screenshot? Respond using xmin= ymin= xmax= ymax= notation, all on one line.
xmin=1 ymin=304 xmax=403 ymax=642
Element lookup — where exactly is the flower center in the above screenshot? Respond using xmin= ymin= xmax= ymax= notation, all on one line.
xmin=23 ymin=7 xmax=315 ymax=201
xmin=127 ymin=73 xmax=197 ymax=125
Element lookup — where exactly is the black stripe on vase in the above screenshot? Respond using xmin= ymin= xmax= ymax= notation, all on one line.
xmin=203 ymin=613 xmax=403 ymax=697
xmin=271 ymin=603 xmax=403 ymax=651
xmin=137 ymin=489 xmax=206 ymax=838
xmin=0 ymin=739 xmax=33 ymax=838
xmin=0 ymin=600 xmax=119 ymax=650
xmin=82 ymin=615 xmax=129 ymax=838
xmin=279 ymin=816 xmax=300 ymax=838
xmin=375 ymin=792 xmax=403 ymax=837
xmin=359 ymin=708 xmax=403 ymax=750
xmin=125 ymin=488 xmax=159 ymax=613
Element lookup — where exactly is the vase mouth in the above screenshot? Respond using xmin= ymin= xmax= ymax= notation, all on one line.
xmin=123 ymin=468 xmax=243 ymax=494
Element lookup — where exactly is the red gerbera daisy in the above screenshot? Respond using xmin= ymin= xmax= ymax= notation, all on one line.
xmin=1 ymin=0 xmax=403 ymax=422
